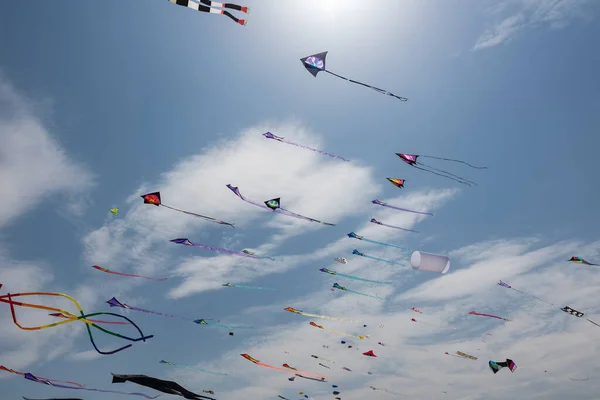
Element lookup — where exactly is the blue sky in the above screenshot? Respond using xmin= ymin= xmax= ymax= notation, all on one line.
xmin=1 ymin=0 xmax=599 ymax=399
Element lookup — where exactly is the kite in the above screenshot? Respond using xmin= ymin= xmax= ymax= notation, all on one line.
xmin=497 ymin=280 xmax=554 ymax=306
xmin=141 ymin=191 xmax=234 ymax=227
xmin=49 ymin=312 xmax=130 ymax=325
xmin=362 ymin=350 xmax=377 ymax=357
xmin=106 ymin=297 xmax=203 ymax=322
xmin=222 ymin=283 xmax=275 ymax=290
xmin=194 ymin=318 xmax=253 ymax=329
xmin=372 ymin=199 xmax=433 ymax=216
xmin=370 ymin=218 xmax=418 ymax=233
xmin=411 ymin=307 xmax=422 ymax=314
xmin=170 ymin=238 xmax=262 ymax=259
xmin=352 ymin=249 xmax=402 ymax=265
xmin=226 ymin=185 xmax=336 ymax=226
xmin=318 ymin=363 xmax=331 ymax=369
xmin=242 ymin=249 xmax=276 ymax=261
xmin=1 ymin=366 xmax=85 ymax=388
xmin=386 ymin=178 xmax=405 ymax=188
xmin=240 ymin=354 xmax=327 ymax=380
xmin=455 ymin=351 xmax=477 ymax=360
xmin=300 ymin=51 xmax=408 ymax=101
xmin=332 ymin=282 xmax=385 ymax=300
xmin=334 ymin=257 xmax=347 ymax=264
xmin=159 ymin=360 xmax=228 ymax=376
xmin=309 ymin=321 xmax=366 ymax=339
xmin=168 ymin=0 xmax=249 ymax=26
xmin=370 ymin=386 xmax=402 ymax=396
xmin=278 ymin=396 xmax=290 ymax=400
xmin=0 ymin=286 xmax=153 ymax=355
xmin=110 ymin=208 xmax=119 ymax=216
xmin=347 ymin=231 xmax=411 ymax=251
xmin=263 ymin=132 xmax=350 ymax=162
xmin=469 ymin=311 xmax=510 ymax=321
xmin=319 ymin=268 xmax=392 ymax=285
xmin=92 ymin=265 xmax=167 ymax=281
xmin=396 ymin=153 xmax=486 ymax=186
xmin=0 ymin=368 xmax=158 ymax=399
xmin=568 ymin=256 xmax=597 ymax=266
xmin=342 ymin=367 xmax=352 ymax=372
xmin=488 ymin=359 xmax=517 ymax=374
xmin=284 ymin=307 xmax=361 ymax=323
xmin=112 ymin=373 xmax=216 ymax=400
xmin=282 ymin=363 xmax=297 ymax=371
xmin=311 ymin=355 xmax=335 ymax=363
xmin=560 ymin=306 xmax=600 ymax=328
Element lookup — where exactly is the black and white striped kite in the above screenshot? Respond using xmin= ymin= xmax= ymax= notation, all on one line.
xmin=168 ymin=0 xmax=249 ymax=25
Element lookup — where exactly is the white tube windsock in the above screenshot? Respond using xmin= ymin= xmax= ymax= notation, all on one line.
xmin=410 ymin=251 xmax=450 ymax=274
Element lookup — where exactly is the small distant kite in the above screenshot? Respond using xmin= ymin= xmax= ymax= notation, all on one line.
xmin=370 ymin=386 xmax=402 ymax=396
xmin=222 ymin=283 xmax=275 ymax=290
xmin=489 ymin=359 xmax=517 ymax=374
xmin=92 ymin=265 xmax=167 ymax=281
xmin=386 ymin=178 xmax=405 ymax=188
xmin=240 ymin=354 xmax=327 ymax=380
xmin=370 ymin=218 xmax=418 ymax=233
xmin=300 ymin=51 xmax=408 ymax=101
xmin=110 ymin=208 xmax=119 ymax=216
xmin=469 ymin=311 xmax=510 ymax=321
xmin=347 ymin=231 xmax=411 ymax=251
xmin=362 ymin=350 xmax=377 ymax=357
xmin=309 ymin=321 xmax=366 ymax=340
xmin=226 ymin=185 xmax=336 ymax=226
xmin=111 ymin=373 xmax=215 ymax=400
xmin=396 ymin=153 xmax=486 ymax=186
xmin=411 ymin=307 xmax=422 ymax=314
xmin=352 ymin=249 xmax=402 ymax=265
xmin=284 ymin=307 xmax=360 ymax=323
xmin=170 ymin=238 xmax=262 ymax=259
xmin=372 ymin=199 xmax=433 ymax=216
xmin=194 ymin=318 xmax=253 ymax=330
xmin=168 ymin=0 xmax=249 ymax=26
xmin=242 ymin=249 xmax=276 ymax=261
xmin=263 ymin=132 xmax=349 ymax=162
xmin=319 ymin=268 xmax=392 ymax=285
xmin=568 ymin=256 xmax=597 ymax=266
xmin=141 ymin=191 xmax=234 ymax=227
xmin=332 ymin=283 xmax=384 ymax=300
xmin=334 ymin=257 xmax=347 ymax=264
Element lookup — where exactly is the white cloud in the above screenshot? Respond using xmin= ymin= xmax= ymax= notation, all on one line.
xmin=473 ymin=0 xmax=595 ymax=50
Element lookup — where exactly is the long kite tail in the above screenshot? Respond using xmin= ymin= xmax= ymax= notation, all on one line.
xmin=225 ymin=284 xmax=276 ymax=290
xmin=272 ymin=138 xmax=350 ymax=162
xmin=370 ymin=218 xmax=418 ymax=233
xmin=171 ymin=0 xmax=248 ymax=25
xmin=358 ymin=237 xmax=412 ymax=251
xmin=324 ymin=70 xmax=408 ymax=101
xmin=420 ymin=155 xmax=487 ymax=169
xmin=160 ymin=204 xmax=235 ymax=227
xmin=92 ymin=266 xmax=167 ymax=281
xmin=344 ymin=288 xmax=385 ymax=300
xmin=372 ymin=199 xmax=433 ymax=216
xmin=278 ymin=207 xmax=336 ymax=226
xmin=334 ymin=272 xmax=393 ymax=285
xmin=413 ymin=162 xmax=477 ymax=186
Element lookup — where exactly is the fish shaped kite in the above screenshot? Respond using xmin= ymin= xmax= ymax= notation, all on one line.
xmin=168 ymin=0 xmax=249 ymax=26
xmin=0 ymin=367 xmax=158 ymax=399
xmin=284 ymin=307 xmax=361 ymax=323
xmin=92 ymin=265 xmax=167 ymax=281
xmin=111 ymin=373 xmax=215 ymax=400
xmin=347 ymin=232 xmax=411 ymax=251
xmin=372 ymin=199 xmax=433 ymax=216
xmin=469 ymin=311 xmax=510 ymax=321
xmin=110 ymin=208 xmax=119 ymax=216
xmin=310 ymin=321 xmax=366 ymax=339
xmin=489 ymin=359 xmax=517 ymax=374
xmin=370 ymin=218 xmax=418 ymax=233
xmin=222 ymin=283 xmax=275 ymax=290
xmin=226 ymin=185 xmax=336 ymax=226
xmin=386 ymin=178 xmax=405 ymax=188
xmin=159 ymin=360 xmax=228 ymax=376
xmin=396 ymin=153 xmax=486 ymax=186
xmin=0 ymin=285 xmax=153 ymax=355
xmin=194 ymin=318 xmax=253 ymax=330
xmin=332 ymin=282 xmax=385 ymax=300
xmin=568 ymin=256 xmax=597 ymax=266
xmin=141 ymin=191 xmax=234 ymax=227
xmin=352 ymin=249 xmax=402 ymax=265
xmin=170 ymin=238 xmax=262 ymax=259
xmin=300 ymin=51 xmax=408 ymax=101
xmin=240 ymin=354 xmax=327 ymax=380
xmin=263 ymin=132 xmax=349 ymax=162
xmin=319 ymin=268 xmax=392 ymax=285
xmin=334 ymin=257 xmax=347 ymax=264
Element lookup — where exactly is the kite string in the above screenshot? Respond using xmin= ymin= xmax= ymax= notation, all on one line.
xmin=324 ymin=70 xmax=408 ymax=101
xmin=420 ymin=155 xmax=487 ymax=169
xmin=412 ymin=163 xmax=476 ymax=186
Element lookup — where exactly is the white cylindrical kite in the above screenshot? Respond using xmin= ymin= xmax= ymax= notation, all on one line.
xmin=410 ymin=251 xmax=450 ymax=274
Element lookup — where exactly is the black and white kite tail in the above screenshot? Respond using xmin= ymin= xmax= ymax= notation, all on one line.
xmin=170 ymin=0 xmax=249 ymax=25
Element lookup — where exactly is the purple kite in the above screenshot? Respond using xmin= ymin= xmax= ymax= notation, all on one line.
xmin=170 ymin=238 xmax=264 ymax=259
xmin=263 ymin=132 xmax=349 ymax=162
xmin=396 ymin=153 xmax=486 ymax=186
xmin=372 ymin=199 xmax=433 ymax=216
xmin=469 ymin=311 xmax=510 ymax=321
xmin=300 ymin=51 xmax=408 ymax=101
xmin=226 ymin=185 xmax=336 ymax=226
xmin=106 ymin=297 xmax=212 ymax=322
xmin=370 ymin=218 xmax=418 ymax=233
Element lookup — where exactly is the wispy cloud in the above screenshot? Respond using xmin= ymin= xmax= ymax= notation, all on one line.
xmin=473 ymin=0 xmax=595 ymax=50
